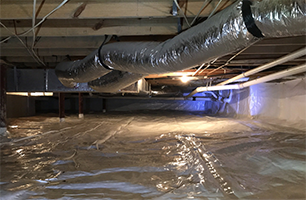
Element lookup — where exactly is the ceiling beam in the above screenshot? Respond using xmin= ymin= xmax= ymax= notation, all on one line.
xmin=1 ymin=35 xmax=175 ymax=49
xmin=0 ymin=48 xmax=96 ymax=57
xmin=242 ymin=46 xmax=305 ymax=55
xmin=0 ymin=18 xmax=186 ymax=28
xmin=0 ymin=25 xmax=179 ymax=37
xmin=253 ymin=36 xmax=306 ymax=46
xmin=0 ymin=0 xmax=234 ymax=20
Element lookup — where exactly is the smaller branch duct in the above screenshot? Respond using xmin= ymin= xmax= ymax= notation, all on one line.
xmin=88 ymin=71 xmax=143 ymax=93
xmin=55 ymin=50 xmax=111 ymax=87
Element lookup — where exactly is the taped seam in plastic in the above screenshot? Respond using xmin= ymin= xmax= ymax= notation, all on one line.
xmin=241 ymin=0 xmax=264 ymax=38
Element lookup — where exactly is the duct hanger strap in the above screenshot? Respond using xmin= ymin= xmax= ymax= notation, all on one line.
xmin=98 ymin=35 xmax=113 ymax=71
xmin=242 ymin=0 xmax=264 ymax=38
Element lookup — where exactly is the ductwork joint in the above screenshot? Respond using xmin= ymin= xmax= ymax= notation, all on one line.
xmin=98 ymin=35 xmax=113 ymax=71
xmin=242 ymin=0 xmax=264 ymax=38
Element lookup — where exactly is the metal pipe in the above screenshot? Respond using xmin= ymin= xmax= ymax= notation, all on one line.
xmin=217 ymin=47 xmax=306 ymax=86
xmin=186 ymin=63 xmax=306 ymax=98
xmin=241 ymin=64 xmax=306 ymax=88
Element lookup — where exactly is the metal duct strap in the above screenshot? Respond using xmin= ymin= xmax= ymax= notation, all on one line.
xmin=241 ymin=0 xmax=264 ymax=38
xmin=88 ymin=71 xmax=143 ymax=93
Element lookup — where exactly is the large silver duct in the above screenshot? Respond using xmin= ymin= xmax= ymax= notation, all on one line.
xmin=251 ymin=0 xmax=306 ymax=37
xmin=55 ymin=0 xmax=306 ymax=91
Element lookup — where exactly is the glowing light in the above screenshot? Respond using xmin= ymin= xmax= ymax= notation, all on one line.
xmin=30 ymin=92 xmax=53 ymax=96
xmin=6 ymin=92 xmax=53 ymax=96
xmin=6 ymin=92 xmax=29 ymax=96
xmin=180 ymin=75 xmax=190 ymax=83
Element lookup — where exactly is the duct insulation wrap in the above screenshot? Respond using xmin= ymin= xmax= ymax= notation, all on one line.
xmin=55 ymin=0 xmax=256 ymax=86
xmin=251 ymin=0 xmax=306 ymax=37
xmin=55 ymin=0 xmax=306 ymax=87
xmin=88 ymin=70 xmax=143 ymax=93
xmin=55 ymin=50 xmax=110 ymax=87
xmin=100 ymin=0 xmax=257 ymax=75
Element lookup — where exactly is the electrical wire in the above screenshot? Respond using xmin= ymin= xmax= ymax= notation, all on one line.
xmin=173 ymin=0 xmax=224 ymax=28
xmin=173 ymin=0 xmax=191 ymax=27
xmin=0 ymin=22 xmax=45 ymax=66
xmin=207 ymin=43 xmax=256 ymax=76
xmin=192 ymin=62 xmax=206 ymax=76
xmin=32 ymin=0 xmax=37 ymax=49
xmin=23 ymin=0 xmax=69 ymax=36
xmin=207 ymin=0 xmax=223 ymax=19
xmin=0 ymin=0 xmax=69 ymax=66
xmin=190 ymin=0 xmax=209 ymax=26
xmin=200 ymin=58 xmax=218 ymax=75
xmin=0 ymin=0 xmax=69 ymax=44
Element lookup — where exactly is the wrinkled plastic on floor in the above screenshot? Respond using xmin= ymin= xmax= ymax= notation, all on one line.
xmin=0 ymin=111 xmax=305 ymax=199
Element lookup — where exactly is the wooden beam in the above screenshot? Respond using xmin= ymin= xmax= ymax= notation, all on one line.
xmin=1 ymin=18 xmax=184 ymax=28
xmin=242 ymin=45 xmax=305 ymax=55
xmin=1 ymin=35 xmax=174 ymax=49
xmin=2 ymin=56 xmax=77 ymax=63
xmin=0 ymin=0 xmax=234 ymax=20
xmin=0 ymin=25 xmax=179 ymax=37
xmin=254 ymin=36 xmax=306 ymax=46
xmin=0 ymin=48 xmax=96 ymax=57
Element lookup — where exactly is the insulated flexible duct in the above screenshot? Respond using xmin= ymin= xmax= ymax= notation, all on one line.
xmin=251 ymin=0 xmax=306 ymax=37
xmin=55 ymin=50 xmax=110 ymax=87
xmin=88 ymin=71 xmax=143 ymax=93
xmin=55 ymin=0 xmax=306 ymax=90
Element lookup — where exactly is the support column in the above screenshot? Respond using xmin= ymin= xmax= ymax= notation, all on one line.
xmin=59 ymin=93 xmax=65 ymax=122
xmin=0 ymin=65 xmax=7 ymax=134
xmin=102 ymin=98 xmax=106 ymax=113
xmin=78 ymin=93 xmax=84 ymax=119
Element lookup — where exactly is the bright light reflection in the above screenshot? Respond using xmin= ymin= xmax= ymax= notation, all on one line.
xmin=6 ymin=92 xmax=53 ymax=96
xmin=180 ymin=75 xmax=190 ymax=83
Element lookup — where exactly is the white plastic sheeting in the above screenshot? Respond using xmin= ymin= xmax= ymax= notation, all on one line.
xmin=221 ymin=77 xmax=306 ymax=130
xmin=0 ymin=112 xmax=305 ymax=199
xmin=248 ymin=78 xmax=306 ymax=130
xmin=110 ymin=99 xmax=221 ymax=114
